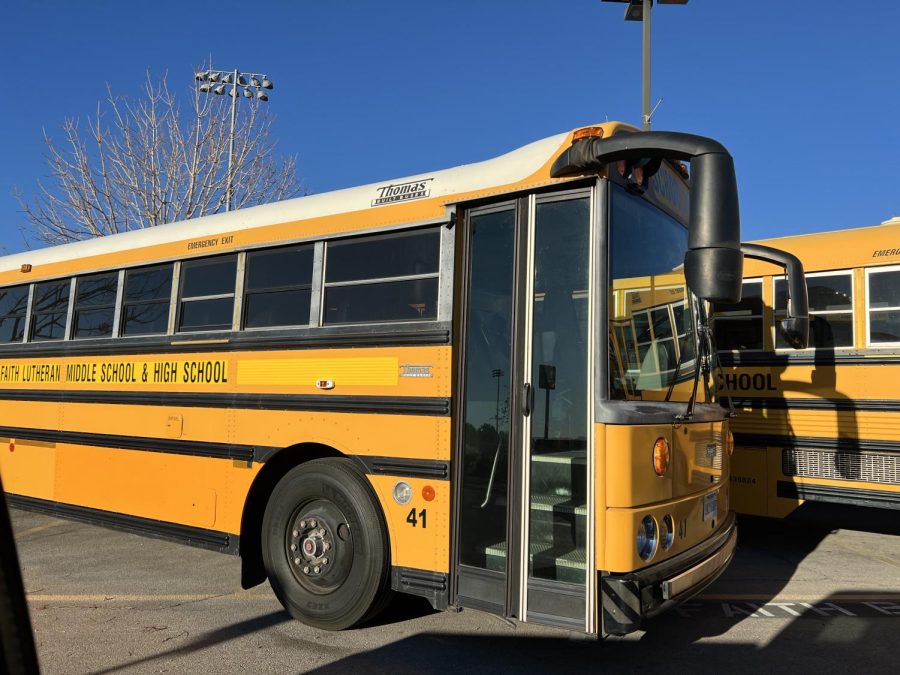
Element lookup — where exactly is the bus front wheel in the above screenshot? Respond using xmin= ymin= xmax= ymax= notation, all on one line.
xmin=261 ymin=458 xmax=392 ymax=630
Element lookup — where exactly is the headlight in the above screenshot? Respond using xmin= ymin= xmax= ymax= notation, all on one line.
xmin=660 ymin=514 xmax=675 ymax=551
xmin=637 ymin=515 xmax=658 ymax=561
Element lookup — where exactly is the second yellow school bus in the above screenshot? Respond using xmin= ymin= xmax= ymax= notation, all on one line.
xmin=715 ymin=217 xmax=900 ymax=518
xmin=0 ymin=123 xmax=807 ymax=635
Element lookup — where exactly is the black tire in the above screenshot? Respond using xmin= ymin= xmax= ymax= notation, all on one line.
xmin=261 ymin=458 xmax=392 ymax=630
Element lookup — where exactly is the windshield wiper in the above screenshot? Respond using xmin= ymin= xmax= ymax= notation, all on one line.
xmin=675 ymin=296 xmax=710 ymax=422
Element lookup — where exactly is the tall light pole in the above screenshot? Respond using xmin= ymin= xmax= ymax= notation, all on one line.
xmin=601 ymin=1 xmax=688 ymax=130
xmin=194 ymin=68 xmax=274 ymax=212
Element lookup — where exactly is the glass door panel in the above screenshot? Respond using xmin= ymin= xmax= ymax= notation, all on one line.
xmin=456 ymin=206 xmax=517 ymax=612
xmin=455 ymin=190 xmax=594 ymax=630
xmin=527 ymin=197 xmax=591 ymax=589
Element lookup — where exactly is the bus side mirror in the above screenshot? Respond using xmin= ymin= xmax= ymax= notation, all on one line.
xmin=684 ymin=247 xmax=743 ymax=304
xmin=740 ymin=243 xmax=810 ymax=350
xmin=778 ymin=316 xmax=810 ymax=350
xmin=549 ymin=130 xmax=745 ymax=304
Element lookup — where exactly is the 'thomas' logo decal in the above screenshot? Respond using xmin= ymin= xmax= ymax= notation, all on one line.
xmin=372 ymin=179 xmax=433 ymax=207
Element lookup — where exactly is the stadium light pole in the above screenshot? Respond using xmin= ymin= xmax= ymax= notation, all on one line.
xmin=601 ymin=0 xmax=688 ymax=130
xmin=194 ymin=68 xmax=275 ymax=212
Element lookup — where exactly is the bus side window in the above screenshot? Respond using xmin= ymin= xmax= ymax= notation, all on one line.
xmin=178 ymin=255 xmax=238 ymax=333
xmin=244 ymin=245 xmax=314 ymax=329
xmin=121 ymin=264 xmax=174 ymax=336
xmin=72 ymin=272 xmax=118 ymax=339
xmin=775 ymin=271 xmax=852 ymax=349
xmin=30 ymin=279 xmax=71 ymax=342
xmin=866 ymin=266 xmax=900 ymax=346
xmin=712 ymin=280 xmax=764 ymax=351
xmin=322 ymin=228 xmax=440 ymax=325
xmin=0 ymin=285 xmax=29 ymax=343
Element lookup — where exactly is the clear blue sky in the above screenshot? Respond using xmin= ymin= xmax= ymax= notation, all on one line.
xmin=1 ymin=1 xmax=898 ymax=253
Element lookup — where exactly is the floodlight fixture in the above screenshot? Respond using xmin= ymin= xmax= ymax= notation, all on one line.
xmin=194 ymin=66 xmax=277 ymax=212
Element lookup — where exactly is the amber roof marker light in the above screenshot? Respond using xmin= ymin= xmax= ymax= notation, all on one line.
xmin=572 ymin=126 xmax=605 ymax=141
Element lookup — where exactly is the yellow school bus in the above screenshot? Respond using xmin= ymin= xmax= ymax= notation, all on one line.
xmin=715 ymin=217 xmax=900 ymax=518
xmin=0 ymin=122 xmax=807 ymax=635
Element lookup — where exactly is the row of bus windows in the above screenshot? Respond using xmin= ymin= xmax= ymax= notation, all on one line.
xmin=713 ymin=266 xmax=900 ymax=351
xmin=0 ymin=228 xmax=441 ymax=343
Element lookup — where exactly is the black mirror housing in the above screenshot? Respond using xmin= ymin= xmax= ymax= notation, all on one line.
xmin=684 ymin=246 xmax=743 ymax=304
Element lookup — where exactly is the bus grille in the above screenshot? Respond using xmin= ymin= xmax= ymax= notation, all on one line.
xmin=783 ymin=448 xmax=900 ymax=485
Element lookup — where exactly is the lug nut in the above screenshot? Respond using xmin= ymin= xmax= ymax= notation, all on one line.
xmin=324 ymin=542 xmax=331 ymax=551
xmin=303 ymin=566 xmax=310 ymax=574
xmin=294 ymin=558 xmax=301 ymax=565
xmin=313 ymin=566 xmax=320 ymax=574
xmin=292 ymin=529 xmax=299 ymax=538
xmin=290 ymin=544 xmax=297 ymax=552
xmin=310 ymin=520 xmax=317 ymax=528
xmin=322 ymin=558 xmax=329 ymax=565
xmin=300 ymin=520 xmax=307 ymax=528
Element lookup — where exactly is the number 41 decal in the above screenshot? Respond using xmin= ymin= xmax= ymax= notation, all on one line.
xmin=406 ymin=507 xmax=427 ymax=528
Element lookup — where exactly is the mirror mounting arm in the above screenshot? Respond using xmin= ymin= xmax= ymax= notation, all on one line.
xmin=740 ymin=243 xmax=810 ymax=350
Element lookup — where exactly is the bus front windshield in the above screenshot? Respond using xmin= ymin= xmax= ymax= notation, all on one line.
xmin=608 ymin=183 xmax=699 ymax=402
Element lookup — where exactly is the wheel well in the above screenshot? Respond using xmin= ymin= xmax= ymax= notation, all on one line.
xmin=239 ymin=443 xmax=345 ymax=589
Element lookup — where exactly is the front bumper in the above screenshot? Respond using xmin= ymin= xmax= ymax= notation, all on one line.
xmin=600 ymin=511 xmax=737 ymax=635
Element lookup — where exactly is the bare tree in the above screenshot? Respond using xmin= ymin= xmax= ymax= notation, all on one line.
xmin=16 ymin=67 xmax=303 ymax=245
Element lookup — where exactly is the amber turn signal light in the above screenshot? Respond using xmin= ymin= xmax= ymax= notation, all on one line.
xmin=652 ymin=437 xmax=670 ymax=477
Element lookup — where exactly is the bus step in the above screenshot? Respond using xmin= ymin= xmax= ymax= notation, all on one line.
xmin=529 ymin=494 xmax=587 ymax=550
xmin=484 ymin=540 xmax=508 ymax=573
xmin=483 ymin=540 xmax=588 ymax=584
xmin=529 ymin=543 xmax=587 ymax=584
xmin=529 ymin=451 xmax=587 ymax=501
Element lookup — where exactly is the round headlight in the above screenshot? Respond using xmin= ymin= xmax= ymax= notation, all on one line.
xmin=392 ymin=481 xmax=412 ymax=505
xmin=637 ymin=515 xmax=658 ymax=561
xmin=660 ymin=514 xmax=675 ymax=551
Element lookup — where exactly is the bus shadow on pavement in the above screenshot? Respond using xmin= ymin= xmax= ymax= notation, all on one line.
xmin=305 ymin=598 xmax=896 ymax=675
xmin=306 ymin=589 xmax=897 ymax=674
xmin=311 ymin=503 xmax=898 ymax=674
xmin=360 ymin=593 xmax=438 ymax=628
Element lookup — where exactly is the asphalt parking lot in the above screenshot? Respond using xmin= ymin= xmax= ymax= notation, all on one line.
xmin=9 ymin=503 xmax=900 ymax=674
